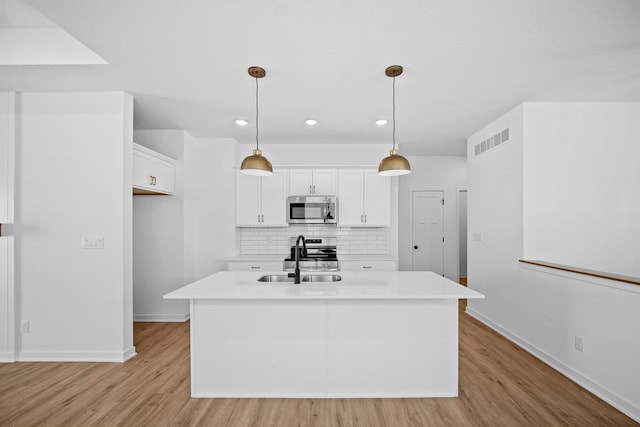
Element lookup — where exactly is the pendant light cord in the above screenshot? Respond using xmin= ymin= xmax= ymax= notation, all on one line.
xmin=392 ymin=76 xmax=396 ymax=151
xmin=255 ymin=77 xmax=259 ymax=151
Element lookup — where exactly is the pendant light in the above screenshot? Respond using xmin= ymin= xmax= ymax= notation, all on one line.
xmin=240 ymin=66 xmax=273 ymax=176
xmin=378 ymin=65 xmax=411 ymax=176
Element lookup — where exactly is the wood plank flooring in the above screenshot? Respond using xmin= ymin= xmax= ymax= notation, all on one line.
xmin=1 ymin=305 xmax=636 ymax=426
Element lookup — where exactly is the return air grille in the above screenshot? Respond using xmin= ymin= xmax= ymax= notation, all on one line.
xmin=474 ymin=128 xmax=510 ymax=156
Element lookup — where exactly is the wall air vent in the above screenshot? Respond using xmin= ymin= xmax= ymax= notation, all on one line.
xmin=474 ymin=128 xmax=510 ymax=157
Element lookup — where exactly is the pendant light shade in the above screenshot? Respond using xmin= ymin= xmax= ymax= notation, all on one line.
xmin=378 ymin=148 xmax=412 ymax=176
xmin=240 ymin=148 xmax=273 ymax=176
xmin=378 ymin=65 xmax=411 ymax=176
xmin=241 ymin=66 xmax=273 ymax=176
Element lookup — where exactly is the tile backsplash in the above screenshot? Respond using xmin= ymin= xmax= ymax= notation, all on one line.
xmin=239 ymin=225 xmax=388 ymax=255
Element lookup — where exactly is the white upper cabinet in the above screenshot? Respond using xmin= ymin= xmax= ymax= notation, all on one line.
xmin=133 ymin=143 xmax=175 ymax=195
xmin=337 ymin=170 xmax=364 ymax=226
xmin=236 ymin=170 xmax=288 ymax=226
xmin=261 ymin=171 xmax=288 ymax=225
xmin=289 ymin=169 xmax=337 ymax=196
xmin=235 ymin=171 xmax=262 ymax=226
xmin=338 ymin=169 xmax=390 ymax=227
xmin=362 ymin=170 xmax=390 ymax=226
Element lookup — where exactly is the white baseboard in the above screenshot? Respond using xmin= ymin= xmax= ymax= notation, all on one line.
xmin=133 ymin=312 xmax=190 ymax=322
xmin=465 ymin=307 xmax=640 ymax=424
xmin=122 ymin=346 xmax=137 ymax=362
xmin=18 ymin=348 xmax=138 ymax=363
xmin=0 ymin=352 xmax=16 ymax=363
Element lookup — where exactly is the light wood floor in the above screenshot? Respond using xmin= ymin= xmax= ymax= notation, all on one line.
xmin=1 ymin=302 xmax=636 ymax=426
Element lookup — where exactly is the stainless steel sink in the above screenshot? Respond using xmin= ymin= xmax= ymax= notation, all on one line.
xmin=303 ymin=274 xmax=342 ymax=283
xmin=257 ymin=275 xmax=295 ymax=283
xmin=257 ymin=274 xmax=342 ymax=283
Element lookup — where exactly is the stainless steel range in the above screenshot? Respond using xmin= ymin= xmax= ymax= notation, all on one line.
xmin=283 ymin=236 xmax=338 ymax=272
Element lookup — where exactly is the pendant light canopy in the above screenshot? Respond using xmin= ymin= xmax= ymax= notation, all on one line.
xmin=240 ymin=66 xmax=273 ymax=176
xmin=378 ymin=65 xmax=411 ymax=176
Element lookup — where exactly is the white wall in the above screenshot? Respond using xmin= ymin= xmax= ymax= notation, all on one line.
xmin=0 ymin=92 xmax=16 ymax=362
xmin=466 ymin=103 xmax=640 ymax=422
xmin=523 ymin=103 xmax=640 ymax=277
xmin=236 ymin=143 xmax=390 ymax=167
xmin=133 ymin=130 xmax=188 ymax=321
xmin=132 ymin=132 xmax=236 ymax=320
xmin=16 ymin=92 xmax=134 ymax=362
xmin=397 ymin=156 xmax=467 ymax=280
xmin=184 ymin=137 xmax=236 ymax=281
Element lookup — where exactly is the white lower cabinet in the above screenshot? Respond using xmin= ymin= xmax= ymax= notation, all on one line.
xmin=340 ymin=260 xmax=397 ymax=271
xmin=235 ymin=170 xmax=288 ymax=226
xmin=133 ymin=143 xmax=176 ymax=195
xmin=227 ymin=261 xmax=283 ymax=271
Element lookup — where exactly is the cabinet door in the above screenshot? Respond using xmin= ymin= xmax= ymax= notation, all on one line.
xmin=289 ymin=170 xmax=313 ymax=195
xmin=363 ymin=170 xmax=390 ymax=226
xmin=152 ymin=157 xmax=175 ymax=194
xmin=235 ymin=171 xmax=261 ymax=226
xmin=340 ymin=260 xmax=397 ymax=271
xmin=133 ymin=150 xmax=153 ymax=190
xmin=133 ymin=145 xmax=175 ymax=195
xmin=227 ymin=261 xmax=283 ymax=271
xmin=312 ymin=169 xmax=337 ymax=195
xmin=260 ymin=170 xmax=287 ymax=226
xmin=338 ymin=170 xmax=364 ymax=226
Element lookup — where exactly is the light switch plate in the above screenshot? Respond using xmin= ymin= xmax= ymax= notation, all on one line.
xmin=82 ymin=236 xmax=104 ymax=249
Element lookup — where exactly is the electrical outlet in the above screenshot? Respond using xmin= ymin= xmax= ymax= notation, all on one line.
xmin=21 ymin=320 xmax=29 ymax=334
xmin=574 ymin=335 xmax=584 ymax=352
xmin=473 ymin=233 xmax=482 ymax=242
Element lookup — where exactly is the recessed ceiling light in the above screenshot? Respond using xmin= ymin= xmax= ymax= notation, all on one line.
xmin=305 ymin=119 xmax=318 ymax=126
xmin=235 ymin=119 xmax=249 ymax=126
xmin=375 ymin=119 xmax=388 ymax=126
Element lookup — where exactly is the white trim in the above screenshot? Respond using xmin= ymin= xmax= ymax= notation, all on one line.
xmin=465 ymin=308 xmax=640 ymax=424
xmin=520 ymin=262 xmax=640 ymax=295
xmin=122 ymin=346 xmax=137 ymax=362
xmin=133 ymin=312 xmax=190 ymax=322
xmin=18 ymin=348 xmax=138 ymax=363
xmin=2 ymin=92 xmax=16 ymax=362
xmin=0 ymin=352 xmax=16 ymax=363
xmin=192 ymin=392 xmax=457 ymax=399
xmin=456 ymin=188 xmax=468 ymax=280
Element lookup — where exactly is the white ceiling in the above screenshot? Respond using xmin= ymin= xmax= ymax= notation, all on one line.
xmin=1 ymin=0 xmax=639 ymax=155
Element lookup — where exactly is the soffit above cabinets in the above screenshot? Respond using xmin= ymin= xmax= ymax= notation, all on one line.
xmin=0 ymin=0 xmax=107 ymax=65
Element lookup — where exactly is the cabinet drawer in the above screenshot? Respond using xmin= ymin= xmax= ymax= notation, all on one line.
xmin=340 ymin=260 xmax=397 ymax=271
xmin=227 ymin=261 xmax=283 ymax=271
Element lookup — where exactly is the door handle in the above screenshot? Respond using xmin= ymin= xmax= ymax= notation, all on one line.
xmin=413 ymin=245 xmax=418 ymax=250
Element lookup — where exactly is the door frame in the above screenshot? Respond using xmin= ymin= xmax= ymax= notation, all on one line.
xmin=1 ymin=92 xmax=16 ymax=362
xmin=456 ymin=188 xmax=468 ymax=280
xmin=409 ymin=189 xmax=445 ymax=274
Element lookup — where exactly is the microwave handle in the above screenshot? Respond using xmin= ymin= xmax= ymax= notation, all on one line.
xmin=325 ymin=202 xmax=335 ymax=220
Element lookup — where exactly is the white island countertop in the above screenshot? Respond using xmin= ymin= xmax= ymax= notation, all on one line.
xmin=164 ymin=271 xmax=484 ymax=300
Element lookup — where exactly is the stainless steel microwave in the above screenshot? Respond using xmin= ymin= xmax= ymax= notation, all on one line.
xmin=287 ymin=196 xmax=337 ymax=225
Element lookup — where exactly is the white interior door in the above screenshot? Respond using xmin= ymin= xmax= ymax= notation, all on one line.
xmin=411 ymin=191 xmax=444 ymax=275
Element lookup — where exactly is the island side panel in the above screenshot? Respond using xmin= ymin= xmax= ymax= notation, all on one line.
xmin=326 ymin=299 xmax=458 ymax=397
xmin=190 ymin=299 xmax=327 ymax=398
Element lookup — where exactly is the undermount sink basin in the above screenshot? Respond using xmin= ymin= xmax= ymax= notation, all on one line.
xmin=303 ymin=274 xmax=342 ymax=283
xmin=257 ymin=274 xmax=342 ymax=283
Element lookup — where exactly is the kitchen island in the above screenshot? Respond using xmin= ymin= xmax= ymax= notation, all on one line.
xmin=164 ymin=271 xmax=483 ymax=398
